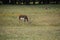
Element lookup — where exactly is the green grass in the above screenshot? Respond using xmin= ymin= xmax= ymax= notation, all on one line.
xmin=0 ymin=4 xmax=60 ymax=40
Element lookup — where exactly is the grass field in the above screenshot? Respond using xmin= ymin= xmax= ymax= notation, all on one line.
xmin=0 ymin=4 xmax=60 ymax=40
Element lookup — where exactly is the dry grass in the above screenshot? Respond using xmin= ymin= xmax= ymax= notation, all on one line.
xmin=0 ymin=5 xmax=60 ymax=40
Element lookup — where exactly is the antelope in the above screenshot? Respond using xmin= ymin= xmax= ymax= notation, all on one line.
xmin=19 ymin=15 xmax=28 ymax=22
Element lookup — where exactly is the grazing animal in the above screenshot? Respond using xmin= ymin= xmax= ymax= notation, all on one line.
xmin=19 ymin=15 xmax=28 ymax=22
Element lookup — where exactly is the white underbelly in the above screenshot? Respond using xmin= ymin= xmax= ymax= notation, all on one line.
xmin=20 ymin=18 xmax=25 ymax=21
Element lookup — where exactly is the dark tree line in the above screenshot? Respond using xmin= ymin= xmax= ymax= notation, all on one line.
xmin=0 ymin=0 xmax=60 ymax=4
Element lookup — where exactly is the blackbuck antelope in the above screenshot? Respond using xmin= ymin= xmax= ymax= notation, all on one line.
xmin=19 ymin=15 xmax=28 ymax=22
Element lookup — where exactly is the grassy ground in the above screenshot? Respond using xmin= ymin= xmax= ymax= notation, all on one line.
xmin=0 ymin=4 xmax=60 ymax=40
